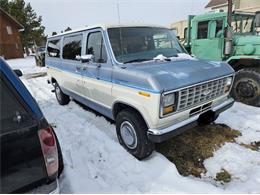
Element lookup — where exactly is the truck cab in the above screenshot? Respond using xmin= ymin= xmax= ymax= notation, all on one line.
xmin=181 ymin=11 xmax=260 ymax=107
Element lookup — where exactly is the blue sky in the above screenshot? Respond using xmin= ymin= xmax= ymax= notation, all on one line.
xmin=25 ymin=0 xmax=209 ymax=36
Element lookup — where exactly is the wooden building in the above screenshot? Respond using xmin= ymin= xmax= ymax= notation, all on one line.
xmin=0 ymin=8 xmax=24 ymax=59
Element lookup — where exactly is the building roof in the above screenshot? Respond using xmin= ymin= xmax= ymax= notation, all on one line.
xmin=205 ymin=0 xmax=227 ymax=8
xmin=0 ymin=7 xmax=24 ymax=30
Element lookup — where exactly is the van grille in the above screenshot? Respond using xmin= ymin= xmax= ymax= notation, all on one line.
xmin=177 ymin=77 xmax=228 ymax=111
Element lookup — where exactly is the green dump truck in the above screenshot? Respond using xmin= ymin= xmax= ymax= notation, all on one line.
xmin=174 ymin=11 xmax=260 ymax=107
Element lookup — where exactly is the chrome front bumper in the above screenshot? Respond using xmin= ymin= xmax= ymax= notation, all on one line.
xmin=147 ymin=98 xmax=235 ymax=143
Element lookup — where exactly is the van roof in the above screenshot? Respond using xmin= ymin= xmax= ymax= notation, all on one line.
xmin=48 ymin=23 xmax=167 ymax=39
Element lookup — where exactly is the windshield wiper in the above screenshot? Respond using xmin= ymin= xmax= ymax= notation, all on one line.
xmin=124 ymin=59 xmax=152 ymax=64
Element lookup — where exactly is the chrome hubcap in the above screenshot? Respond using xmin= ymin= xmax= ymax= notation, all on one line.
xmin=120 ymin=121 xmax=137 ymax=149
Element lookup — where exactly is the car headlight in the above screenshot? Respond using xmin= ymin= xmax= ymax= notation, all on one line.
xmin=224 ymin=76 xmax=233 ymax=93
xmin=161 ymin=92 xmax=177 ymax=116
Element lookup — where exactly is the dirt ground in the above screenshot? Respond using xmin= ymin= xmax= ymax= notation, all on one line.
xmin=156 ymin=123 xmax=242 ymax=180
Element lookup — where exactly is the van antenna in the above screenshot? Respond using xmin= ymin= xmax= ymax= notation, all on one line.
xmin=117 ymin=3 xmax=124 ymax=63
xmin=117 ymin=3 xmax=121 ymax=24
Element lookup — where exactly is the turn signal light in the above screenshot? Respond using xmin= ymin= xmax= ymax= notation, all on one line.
xmin=163 ymin=105 xmax=174 ymax=115
xmin=138 ymin=91 xmax=150 ymax=97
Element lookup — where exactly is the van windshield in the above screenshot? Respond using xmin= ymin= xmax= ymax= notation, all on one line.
xmin=107 ymin=27 xmax=186 ymax=64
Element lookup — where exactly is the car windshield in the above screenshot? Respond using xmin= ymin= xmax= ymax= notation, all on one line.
xmin=232 ymin=14 xmax=255 ymax=34
xmin=107 ymin=27 xmax=186 ymax=64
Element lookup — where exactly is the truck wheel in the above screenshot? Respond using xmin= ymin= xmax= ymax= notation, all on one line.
xmin=116 ymin=109 xmax=154 ymax=160
xmin=54 ymin=83 xmax=70 ymax=105
xmin=231 ymin=69 xmax=260 ymax=107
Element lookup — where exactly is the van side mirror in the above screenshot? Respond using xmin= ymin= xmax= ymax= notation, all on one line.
xmin=76 ymin=54 xmax=94 ymax=63
xmin=255 ymin=11 xmax=260 ymax=27
xmin=14 ymin=69 xmax=23 ymax=77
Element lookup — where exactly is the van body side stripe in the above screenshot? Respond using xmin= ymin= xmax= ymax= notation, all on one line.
xmin=46 ymin=64 xmax=161 ymax=94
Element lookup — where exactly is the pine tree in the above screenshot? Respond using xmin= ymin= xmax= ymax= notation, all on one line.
xmin=0 ymin=0 xmax=9 ymax=11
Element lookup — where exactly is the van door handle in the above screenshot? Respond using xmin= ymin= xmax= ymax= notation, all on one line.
xmin=76 ymin=65 xmax=81 ymax=71
xmin=82 ymin=65 xmax=87 ymax=70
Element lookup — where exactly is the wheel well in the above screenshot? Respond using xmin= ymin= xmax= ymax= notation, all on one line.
xmin=51 ymin=77 xmax=57 ymax=84
xmin=228 ymin=59 xmax=260 ymax=71
xmin=113 ymin=102 xmax=148 ymax=127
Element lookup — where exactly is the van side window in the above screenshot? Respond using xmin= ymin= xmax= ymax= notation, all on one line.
xmin=86 ymin=32 xmax=107 ymax=63
xmin=63 ymin=34 xmax=82 ymax=60
xmin=197 ymin=21 xmax=209 ymax=39
xmin=47 ymin=39 xmax=61 ymax=58
xmin=0 ymin=76 xmax=33 ymax=133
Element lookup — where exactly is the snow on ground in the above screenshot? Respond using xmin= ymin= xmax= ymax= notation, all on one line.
xmin=6 ymin=57 xmax=260 ymax=193
xmin=6 ymin=56 xmax=47 ymax=74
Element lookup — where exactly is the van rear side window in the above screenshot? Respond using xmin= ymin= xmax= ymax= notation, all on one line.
xmin=47 ymin=39 xmax=61 ymax=58
xmin=63 ymin=34 xmax=82 ymax=60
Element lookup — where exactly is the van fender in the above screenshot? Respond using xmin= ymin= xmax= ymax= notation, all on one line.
xmin=112 ymin=98 xmax=155 ymax=129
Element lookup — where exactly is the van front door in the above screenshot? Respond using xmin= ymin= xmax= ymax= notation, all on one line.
xmin=61 ymin=34 xmax=83 ymax=95
xmin=81 ymin=30 xmax=113 ymax=111
xmin=191 ymin=19 xmax=224 ymax=61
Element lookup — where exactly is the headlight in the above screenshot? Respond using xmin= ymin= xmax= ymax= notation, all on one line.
xmin=163 ymin=93 xmax=175 ymax=107
xmin=224 ymin=77 xmax=233 ymax=93
xmin=161 ymin=92 xmax=177 ymax=116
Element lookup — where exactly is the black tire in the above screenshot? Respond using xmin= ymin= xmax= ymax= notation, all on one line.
xmin=116 ymin=109 xmax=154 ymax=160
xmin=54 ymin=82 xmax=70 ymax=105
xmin=53 ymin=131 xmax=64 ymax=177
xmin=231 ymin=68 xmax=260 ymax=107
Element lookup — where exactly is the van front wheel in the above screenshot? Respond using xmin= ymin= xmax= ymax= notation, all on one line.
xmin=116 ymin=109 xmax=154 ymax=160
xmin=54 ymin=83 xmax=70 ymax=105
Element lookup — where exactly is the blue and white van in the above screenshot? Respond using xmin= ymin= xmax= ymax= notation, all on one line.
xmin=46 ymin=24 xmax=235 ymax=159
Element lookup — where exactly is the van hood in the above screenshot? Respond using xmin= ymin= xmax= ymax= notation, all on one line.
xmin=113 ymin=59 xmax=234 ymax=93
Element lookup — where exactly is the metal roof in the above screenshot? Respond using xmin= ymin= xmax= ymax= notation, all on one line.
xmin=205 ymin=0 xmax=228 ymax=8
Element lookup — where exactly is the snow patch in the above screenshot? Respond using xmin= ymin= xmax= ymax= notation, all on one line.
xmin=204 ymin=143 xmax=260 ymax=193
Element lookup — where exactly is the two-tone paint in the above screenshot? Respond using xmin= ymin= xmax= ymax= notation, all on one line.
xmin=46 ymin=24 xmax=235 ymax=141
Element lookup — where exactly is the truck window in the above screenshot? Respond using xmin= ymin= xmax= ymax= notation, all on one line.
xmin=86 ymin=32 xmax=107 ymax=63
xmin=153 ymin=33 xmax=173 ymax=49
xmin=215 ymin=20 xmax=223 ymax=37
xmin=197 ymin=21 xmax=209 ymax=39
xmin=0 ymin=76 xmax=33 ymax=133
xmin=184 ymin=27 xmax=188 ymax=40
xmin=63 ymin=34 xmax=82 ymax=60
xmin=47 ymin=39 xmax=61 ymax=58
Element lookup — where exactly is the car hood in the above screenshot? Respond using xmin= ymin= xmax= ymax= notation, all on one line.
xmin=114 ymin=59 xmax=234 ymax=93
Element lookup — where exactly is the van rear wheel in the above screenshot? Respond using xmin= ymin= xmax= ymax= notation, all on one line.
xmin=116 ymin=109 xmax=154 ymax=160
xmin=54 ymin=83 xmax=70 ymax=105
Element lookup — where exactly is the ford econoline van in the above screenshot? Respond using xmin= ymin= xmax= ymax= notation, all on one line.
xmin=46 ymin=24 xmax=235 ymax=159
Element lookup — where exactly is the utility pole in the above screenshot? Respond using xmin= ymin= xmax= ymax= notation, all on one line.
xmin=225 ymin=0 xmax=233 ymax=56
xmin=227 ymin=0 xmax=232 ymax=27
